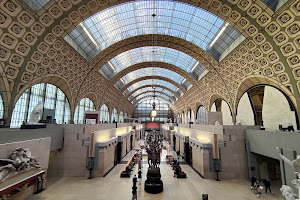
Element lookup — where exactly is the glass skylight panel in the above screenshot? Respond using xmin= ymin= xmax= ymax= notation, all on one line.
xmin=131 ymin=87 xmax=174 ymax=99
xmin=114 ymin=79 xmax=125 ymax=90
xmin=132 ymin=91 xmax=172 ymax=103
xmin=119 ymin=68 xmax=185 ymax=88
xmin=135 ymin=93 xmax=170 ymax=103
xmin=134 ymin=95 xmax=170 ymax=105
xmin=127 ymin=79 xmax=182 ymax=95
xmin=65 ymin=0 xmax=241 ymax=61
xmin=100 ymin=46 xmax=199 ymax=80
xmin=23 ymin=0 xmax=50 ymax=11
xmin=123 ymin=89 xmax=130 ymax=96
xmin=136 ymin=98 xmax=169 ymax=106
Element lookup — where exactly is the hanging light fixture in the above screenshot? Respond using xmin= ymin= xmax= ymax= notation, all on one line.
xmin=149 ymin=6 xmax=157 ymax=122
xmin=149 ymin=87 xmax=157 ymax=121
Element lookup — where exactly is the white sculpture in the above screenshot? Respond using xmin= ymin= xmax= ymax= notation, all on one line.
xmin=0 ymin=147 xmax=41 ymax=182
xmin=215 ymin=120 xmax=220 ymax=125
xmin=236 ymin=119 xmax=242 ymax=125
xmin=277 ymin=147 xmax=300 ymax=199
xmin=28 ymin=101 xmax=44 ymax=124
xmin=280 ymin=185 xmax=299 ymax=200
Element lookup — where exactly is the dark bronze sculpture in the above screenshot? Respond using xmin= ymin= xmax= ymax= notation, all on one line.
xmin=144 ymin=131 xmax=163 ymax=194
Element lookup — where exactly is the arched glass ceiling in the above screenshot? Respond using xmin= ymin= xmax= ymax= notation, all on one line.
xmin=123 ymin=79 xmax=183 ymax=97
xmin=100 ymin=46 xmax=198 ymax=80
xmin=114 ymin=67 xmax=191 ymax=90
xmin=131 ymin=91 xmax=174 ymax=103
xmin=136 ymin=98 xmax=170 ymax=106
xmin=135 ymin=95 xmax=173 ymax=105
xmin=65 ymin=0 xmax=241 ymax=61
xmin=133 ymin=92 xmax=173 ymax=104
xmin=129 ymin=87 xmax=175 ymax=101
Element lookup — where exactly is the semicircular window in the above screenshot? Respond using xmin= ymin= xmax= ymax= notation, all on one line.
xmin=114 ymin=67 xmax=191 ymax=91
xmin=134 ymin=99 xmax=173 ymax=122
xmin=65 ymin=0 xmax=241 ymax=62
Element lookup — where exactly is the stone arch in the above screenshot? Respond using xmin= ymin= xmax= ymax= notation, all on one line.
xmin=135 ymin=95 xmax=173 ymax=106
xmin=77 ymin=92 xmax=98 ymax=110
xmin=126 ymin=84 xmax=180 ymax=99
xmin=16 ymin=74 xmax=73 ymax=106
xmin=195 ymin=101 xmax=208 ymax=112
xmin=209 ymin=93 xmax=234 ymax=124
xmin=209 ymin=93 xmax=228 ymax=112
xmin=235 ymin=76 xmax=299 ymax=129
xmin=235 ymin=75 xmax=296 ymax=111
xmin=120 ymin=76 xmax=186 ymax=94
xmin=111 ymin=62 xmax=197 ymax=85
xmin=131 ymin=91 xmax=174 ymax=103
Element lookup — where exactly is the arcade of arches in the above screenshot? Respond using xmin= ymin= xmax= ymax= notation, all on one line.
xmin=0 ymin=0 xmax=300 ymax=200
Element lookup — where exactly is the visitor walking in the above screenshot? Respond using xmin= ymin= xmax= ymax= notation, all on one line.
xmin=263 ymin=179 xmax=272 ymax=194
xmin=176 ymin=150 xmax=180 ymax=161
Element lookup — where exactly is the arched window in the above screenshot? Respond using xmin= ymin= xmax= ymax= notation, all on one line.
xmin=177 ymin=113 xmax=181 ymax=123
xmin=111 ymin=108 xmax=118 ymax=122
xmin=196 ymin=106 xmax=208 ymax=124
xmin=237 ymin=85 xmax=298 ymax=130
xmin=119 ymin=111 xmax=124 ymax=123
xmin=0 ymin=92 xmax=4 ymax=119
xmin=133 ymin=99 xmax=172 ymax=122
xmin=10 ymin=83 xmax=71 ymax=128
xmin=187 ymin=109 xmax=192 ymax=122
xmin=211 ymin=99 xmax=233 ymax=125
xmin=74 ymin=98 xmax=96 ymax=124
xmin=100 ymin=104 xmax=109 ymax=123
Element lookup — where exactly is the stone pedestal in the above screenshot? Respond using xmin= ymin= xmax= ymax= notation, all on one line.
xmin=20 ymin=124 xmax=46 ymax=129
xmin=144 ymin=168 xmax=163 ymax=194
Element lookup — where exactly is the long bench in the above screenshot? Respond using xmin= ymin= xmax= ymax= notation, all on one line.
xmin=120 ymin=154 xmax=137 ymax=178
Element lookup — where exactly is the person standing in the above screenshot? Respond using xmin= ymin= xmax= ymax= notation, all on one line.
xmin=263 ymin=179 xmax=272 ymax=194
xmin=138 ymin=169 xmax=142 ymax=185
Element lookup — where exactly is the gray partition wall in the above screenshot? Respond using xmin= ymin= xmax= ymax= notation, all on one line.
xmin=245 ymin=129 xmax=300 ymax=189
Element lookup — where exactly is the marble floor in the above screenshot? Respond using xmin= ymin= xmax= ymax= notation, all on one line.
xmin=27 ymin=142 xmax=284 ymax=200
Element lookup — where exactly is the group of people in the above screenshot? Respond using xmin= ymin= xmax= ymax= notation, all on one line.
xmin=251 ymin=177 xmax=272 ymax=198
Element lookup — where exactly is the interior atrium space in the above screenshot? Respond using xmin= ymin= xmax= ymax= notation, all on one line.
xmin=0 ymin=0 xmax=300 ymax=199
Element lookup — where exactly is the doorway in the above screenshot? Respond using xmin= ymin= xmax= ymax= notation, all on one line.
xmin=173 ymin=135 xmax=176 ymax=151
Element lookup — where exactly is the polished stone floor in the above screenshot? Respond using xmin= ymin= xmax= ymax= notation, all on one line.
xmin=27 ymin=141 xmax=283 ymax=200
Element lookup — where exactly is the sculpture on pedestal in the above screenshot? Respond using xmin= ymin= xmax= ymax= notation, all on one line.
xmin=276 ymin=147 xmax=300 ymax=200
xmin=28 ymin=101 xmax=44 ymax=124
xmin=0 ymin=147 xmax=41 ymax=182
xmin=144 ymin=131 xmax=163 ymax=194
